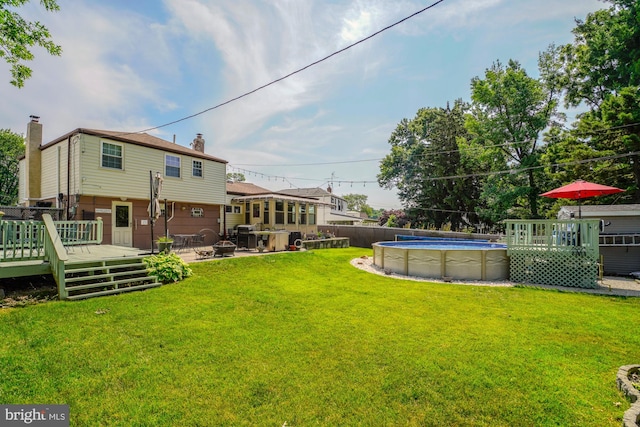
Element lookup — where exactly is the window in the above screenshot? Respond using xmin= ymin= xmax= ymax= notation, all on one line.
xmin=287 ymin=202 xmax=296 ymax=224
xmin=233 ymin=206 xmax=241 ymax=214
xmin=192 ymin=160 xmax=203 ymax=178
xmin=275 ymin=200 xmax=285 ymax=224
xmin=191 ymin=207 xmax=204 ymax=218
xmin=309 ymin=205 xmax=316 ymax=225
xmin=165 ymin=155 xmax=181 ymax=178
xmin=252 ymin=203 xmax=260 ymax=219
xmin=101 ymin=142 xmax=122 ymax=170
xmin=299 ymin=203 xmax=307 ymax=225
xmin=263 ymin=200 xmax=270 ymax=224
xmin=225 ymin=205 xmax=232 ymax=213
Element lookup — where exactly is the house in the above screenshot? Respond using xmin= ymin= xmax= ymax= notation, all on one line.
xmin=224 ymin=181 xmax=323 ymax=236
xmin=558 ymin=204 xmax=640 ymax=275
xmin=277 ymin=187 xmax=363 ymax=225
xmin=19 ymin=116 xmax=228 ymax=250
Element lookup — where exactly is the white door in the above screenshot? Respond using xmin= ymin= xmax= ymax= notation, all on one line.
xmin=112 ymin=201 xmax=133 ymax=247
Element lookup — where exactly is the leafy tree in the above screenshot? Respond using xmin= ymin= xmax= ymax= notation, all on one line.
xmin=378 ymin=101 xmax=481 ymax=230
xmin=561 ymin=0 xmax=640 ymax=110
xmin=467 ymin=55 xmax=562 ymax=220
xmin=556 ymin=1 xmax=640 ymax=202
xmin=377 ymin=209 xmax=409 ymax=228
xmin=342 ymin=193 xmax=373 ymax=217
xmin=567 ymin=88 xmax=640 ymax=201
xmin=226 ymin=172 xmax=245 ymax=182
xmin=0 ymin=128 xmax=25 ymax=205
xmin=0 ymin=0 xmax=62 ymax=88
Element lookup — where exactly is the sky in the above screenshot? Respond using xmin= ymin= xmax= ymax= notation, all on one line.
xmin=1 ymin=0 xmax=606 ymax=210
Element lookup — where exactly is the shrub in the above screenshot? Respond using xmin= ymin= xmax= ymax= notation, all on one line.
xmin=143 ymin=252 xmax=193 ymax=284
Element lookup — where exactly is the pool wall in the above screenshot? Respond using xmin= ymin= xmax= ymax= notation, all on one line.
xmin=372 ymin=242 xmax=509 ymax=281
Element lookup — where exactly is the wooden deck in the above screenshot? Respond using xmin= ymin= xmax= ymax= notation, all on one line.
xmin=0 ymin=245 xmax=149 ymax=278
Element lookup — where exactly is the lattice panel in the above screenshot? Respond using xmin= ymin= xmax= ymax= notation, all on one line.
xmin=509 ymin=248 xmax=598 ymax=288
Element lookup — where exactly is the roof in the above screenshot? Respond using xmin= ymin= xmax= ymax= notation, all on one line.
xmin=277 ymin=187 xmax=336 ymax=198
xmin=227 ymin=181 xmax=272 ymax=195
xmin=232 ymin=193 xmax=330 ymax=205
xmin=559 ymin=204 xmax=640 ymax=218
xmin=41 ymin=128 xmax=227 ymax=164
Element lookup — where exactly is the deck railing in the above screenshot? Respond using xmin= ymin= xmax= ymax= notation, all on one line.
xmin=505 ymin=219 xmax=600 ymax=255
xmin=504 ymin=219 xmax=601 ymax=288
xmin=42 ymin=214 xmax=69 ymax=298
xmin=55 ymin=220 xmax=103 ymax=246
xmin=0 ymin=217 xmax=103 ymax=262
xmin=0 ymin=219 xmax=47 ymax=261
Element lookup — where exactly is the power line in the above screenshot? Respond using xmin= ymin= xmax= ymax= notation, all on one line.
xmin=231 ymin=121 xmax=640 ymax=168
xmin=231 ymin=150 xmax=640 ymax=186
xmin=121 ymin=0 xmax=448 ymax=136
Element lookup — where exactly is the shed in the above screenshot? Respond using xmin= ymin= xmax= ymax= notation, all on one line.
xmin=558 ymin=204 xmax=640 ymax=275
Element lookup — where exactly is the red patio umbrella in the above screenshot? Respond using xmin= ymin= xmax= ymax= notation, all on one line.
xmin=540 ymin=179 xmax=625 ymax=218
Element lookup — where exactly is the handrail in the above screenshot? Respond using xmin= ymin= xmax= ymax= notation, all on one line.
xmin=504 ymin=219 xmax=600 ymax=255
xmin=0 ymin=218 xmax=46 ymax=261
xmin=55 ymin=218 xmax=103 ymax=245
xmin=42 ymin=214 xmax=69 ymax=299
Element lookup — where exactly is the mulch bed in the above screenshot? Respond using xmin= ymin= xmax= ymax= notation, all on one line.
xmin=0 ymin=275 xmax=58 ymax=308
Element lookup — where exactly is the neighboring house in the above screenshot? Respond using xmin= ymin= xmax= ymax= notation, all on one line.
xmin=277 ymin=187 xmax=363 ymax=225
xmin=224 ymin=181 xmax=323 ymax=236
xmin=558 ymin=204 xmax=640 ymax=275
xmin=18 ymin=117 xmax=227 ymax=249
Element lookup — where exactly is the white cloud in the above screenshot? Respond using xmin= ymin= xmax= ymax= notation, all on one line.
xmin=1 ymin=1 xmax=177 ymax=140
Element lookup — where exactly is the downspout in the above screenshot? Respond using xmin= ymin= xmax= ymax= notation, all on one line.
xmin=167 ymin=201 xmax=176 ymax=222
xmin=57 ymin=146 xmax=61 ymax=209
xmin=66 ymin=136 xmax=71 ymax=220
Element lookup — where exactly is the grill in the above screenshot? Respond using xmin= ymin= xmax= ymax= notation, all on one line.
xmin=236 ymin=225 xmax=257 ymax=250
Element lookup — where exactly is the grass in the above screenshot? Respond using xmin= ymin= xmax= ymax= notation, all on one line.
xmin=0 ymin=248 xmax=638 ymax=426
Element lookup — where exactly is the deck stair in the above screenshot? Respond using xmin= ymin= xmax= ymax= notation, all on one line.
xmin=63 ymin=256 xmax=160 ymax=300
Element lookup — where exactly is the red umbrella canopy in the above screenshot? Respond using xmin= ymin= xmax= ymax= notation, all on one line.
xmin=540 ymin=180 xmax=624 ymax=200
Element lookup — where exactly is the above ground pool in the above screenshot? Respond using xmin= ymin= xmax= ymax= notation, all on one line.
xmin=372 ymin=240 xmax=509 ymax=281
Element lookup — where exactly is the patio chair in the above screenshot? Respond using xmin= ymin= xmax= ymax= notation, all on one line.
xmin=170 ymin=234 xmax=188 ymax=253
xmin=65 ymin=222 xmax=93 ymax=253
xmin=191 ymin=234 xmax=205 ymax=248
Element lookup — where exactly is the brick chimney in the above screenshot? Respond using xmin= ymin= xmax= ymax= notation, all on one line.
xmin=25 ymin=115 xmax=42 ymax=203
xmin=191 ymin=133 xmax=205 ymax=152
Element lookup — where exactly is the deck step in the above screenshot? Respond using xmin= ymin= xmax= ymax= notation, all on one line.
xmin=61 ymin=254 xmax=160 ymax=300
xmin=66 ymin=281 xmax=162 ymax=300
xmin=64 ymin=262 xmax=146 ymax=275
xmin=66 ymin=275 xmax=158 ymax=292
xmin=65 ymin=268 xmax=150 ymax=284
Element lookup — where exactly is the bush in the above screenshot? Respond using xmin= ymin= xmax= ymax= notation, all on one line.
xmin=143 ymin=252 xmax=193 ymax=284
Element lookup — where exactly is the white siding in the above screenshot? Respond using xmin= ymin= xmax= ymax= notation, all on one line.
xmin=41 ymin=142 xmax=70 ymax=200
xmin=78 ymin=134 xmax=226 ymax=204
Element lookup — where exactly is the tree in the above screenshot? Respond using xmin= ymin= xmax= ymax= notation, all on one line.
xmin=226 ymin=172 xmax=245 ymax=182
xmin=467 ymin=55 xmax=562 ymax=220
xmin=0 ymin=129 xmax=25 ymax=205
xmin=342 ymin=193 xmax=372 ymax=216
xmin=377 ymin=209 xmax=409 ymax=228
xmin=557 ymin=1 xmax=640 ymax=202
xmin=378 ymin=100 xmax=482 ymax=230
xmin=561 ymin=0 xmax=640 ymax=110
xmin=0 ymin=0 xmax=62 ymax=88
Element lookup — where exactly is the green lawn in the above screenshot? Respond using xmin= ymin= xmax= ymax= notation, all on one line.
xmin=0 ymin=248 xmax=637 ymax=426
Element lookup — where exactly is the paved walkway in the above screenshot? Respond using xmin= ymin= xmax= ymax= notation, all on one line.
xmin=176 ymin=247 xmax=301 ymax=264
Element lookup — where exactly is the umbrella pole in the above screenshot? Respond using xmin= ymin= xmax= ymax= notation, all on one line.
xmin=578 ymin=199 xmax=582 ymax=219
